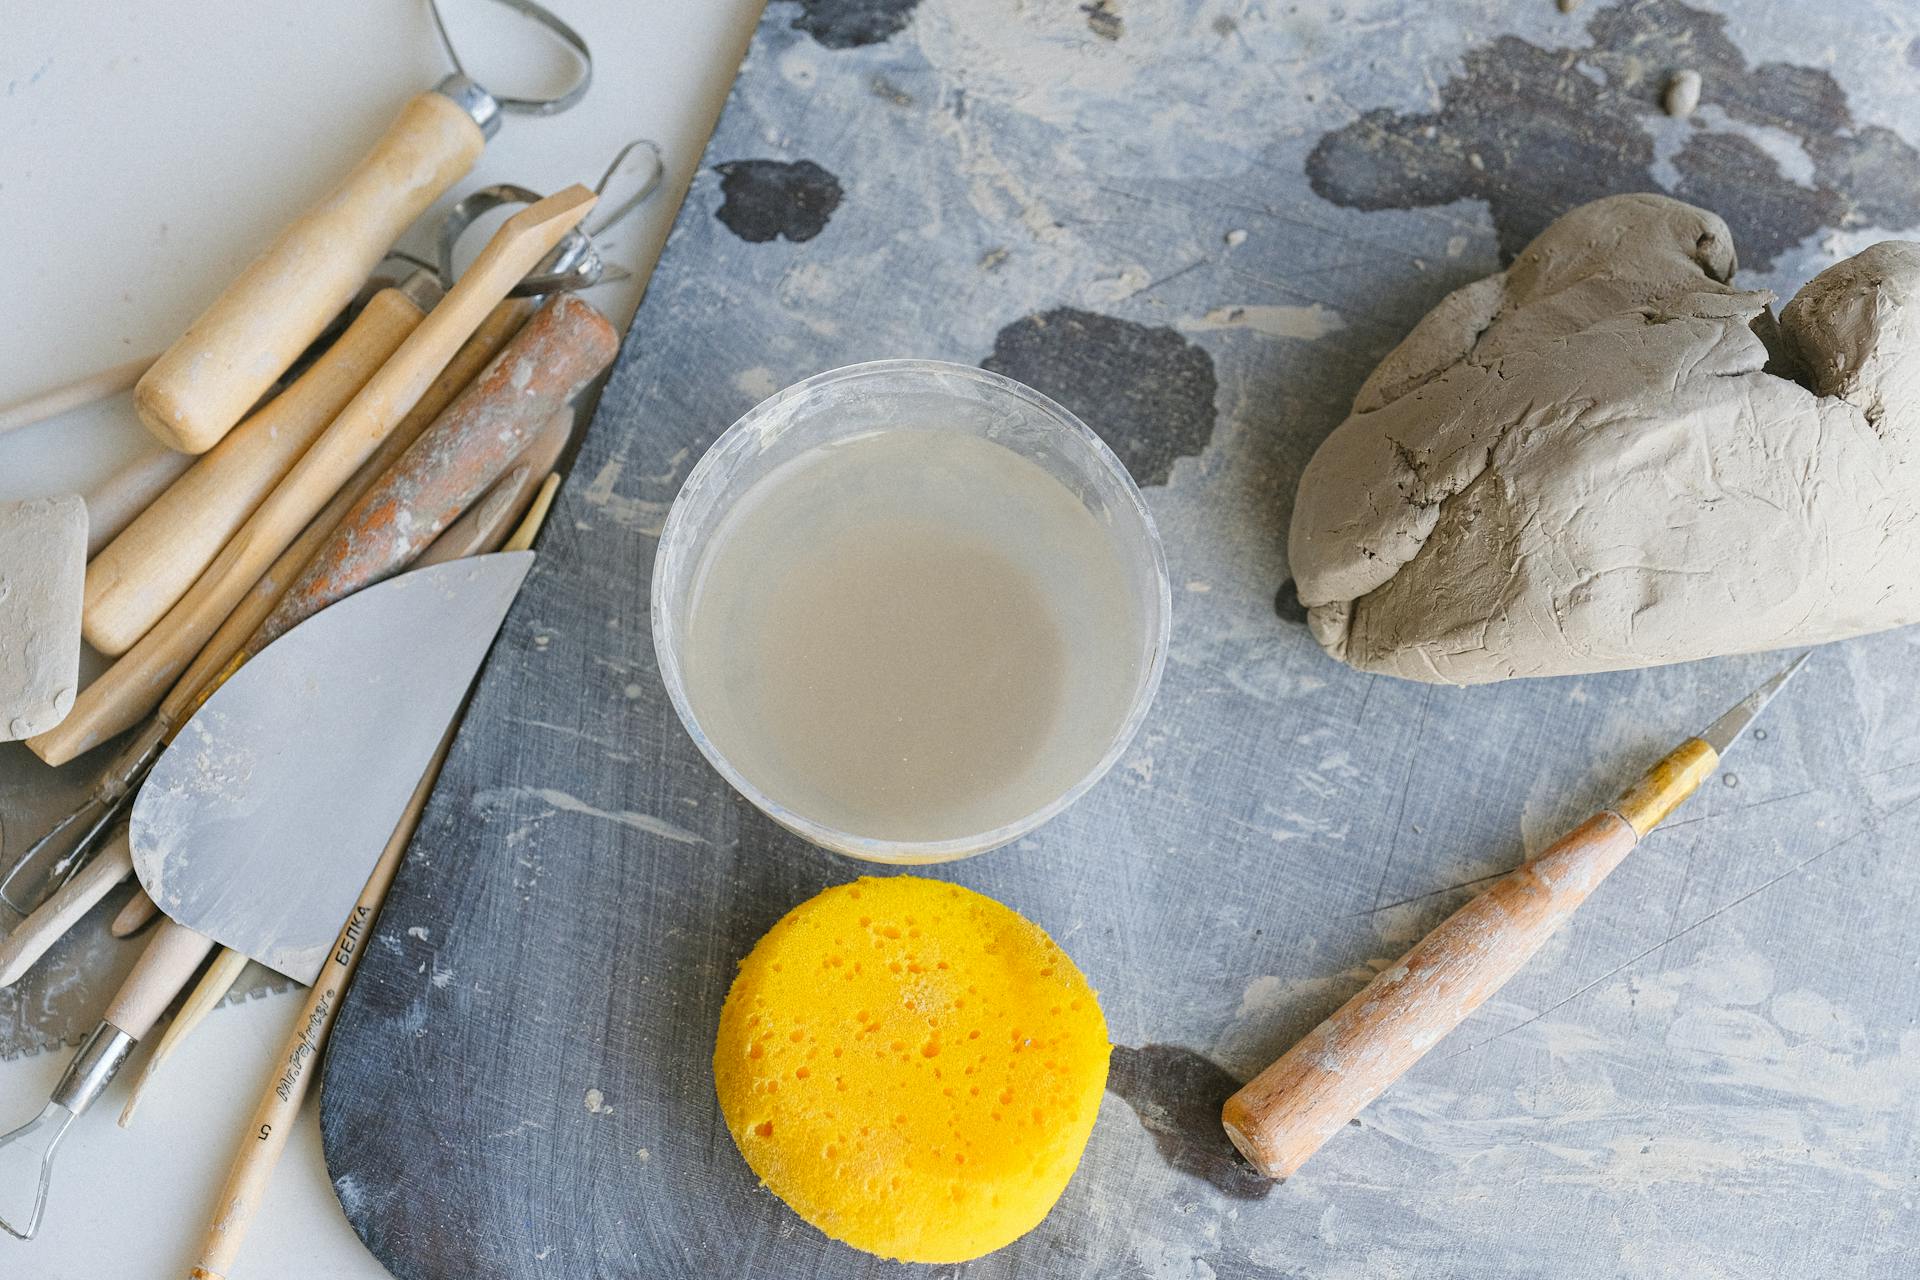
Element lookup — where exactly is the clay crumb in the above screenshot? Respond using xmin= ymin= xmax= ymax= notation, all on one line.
xmin=1664 ymin=69 xmax=1703 ymax=119
xmin=1224 ymin=229 xmax=1248 ymax=248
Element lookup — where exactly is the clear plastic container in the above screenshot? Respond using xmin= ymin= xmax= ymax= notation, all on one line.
xmin=652 ymin=359 xmax=1170 ymax=862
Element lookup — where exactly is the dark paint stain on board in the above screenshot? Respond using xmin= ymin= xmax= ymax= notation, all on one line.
xmin=1107 ymin=1044 xmax=1273 ymax=1200
xmin=713 ymin=160 xmax=844 ymax=244
xmin=1307 ymin=0 xmax=1920 ymax=268
xmin=982 ymin=307 xmax=1217 ymax=487
xmin=786 ymin=0 xmax=922 ymax=49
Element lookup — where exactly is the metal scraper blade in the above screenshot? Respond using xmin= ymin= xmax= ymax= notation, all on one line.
xmin=128 ymin=553 xmax=533 ymax=984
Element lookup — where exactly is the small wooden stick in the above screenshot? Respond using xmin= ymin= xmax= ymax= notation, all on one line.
xmin=110 ymin=889 xmax=160 ymax=938
xmin=26 ymin=187 xmax=594 ymax=767
xmin=186 ymin=474 xmax=558 ymax=1280
xmin=116 ymin=947 xmax=250 ymax=1127
xmin=0 ymin=355 xmax=155 ymax=437
xmin=0 ymin=829 xmax=134 ymax=988
xmin=84 ymin=287 xmax=428 ymax=656
xmin=84 ymin=449 xmax=195 ymax=558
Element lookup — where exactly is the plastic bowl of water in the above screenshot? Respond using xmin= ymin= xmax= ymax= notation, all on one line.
xmin=652 ymin=359 xmax=1170 ymax=863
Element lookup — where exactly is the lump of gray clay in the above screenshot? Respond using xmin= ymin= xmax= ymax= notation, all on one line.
xmin=0 ymin=495 xmax=88 ymax=739
xmin=1288 ymin=193 xmax=1920 ymax=684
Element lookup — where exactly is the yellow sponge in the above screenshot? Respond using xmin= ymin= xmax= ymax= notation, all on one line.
xmin=713 ymin=875 xmax=1110 ymax=1263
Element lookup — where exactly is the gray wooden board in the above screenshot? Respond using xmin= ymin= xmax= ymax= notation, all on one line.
xmin=318 ymin=2 xmax=1920 ymax=1277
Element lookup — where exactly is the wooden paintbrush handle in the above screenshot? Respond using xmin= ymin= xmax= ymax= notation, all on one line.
xmin=135 ymin=92 xmax=485 ymax=454
xmin=1222 ymin=738 xmax=1721 ymax=1179
xmin=101 ymin=919 xmax=217 ymax=1042
xmin=254 ymin=294 xmax=614 ymax=646
xmin=189 ymin=730 xmax=452 ymax=1280
xmin=26 ymin=189 xmax=593 ymax=767
xmin=84 ymin=287 xmax=427 ymax=656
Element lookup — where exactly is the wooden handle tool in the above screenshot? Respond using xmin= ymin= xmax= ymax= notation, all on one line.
xmin=187 ymin=484 xmax=556 ymax=1280
xmin=94 ymin=300 xmax=538 ymax=954
xmin=83 ymin=448 xmax=195 ymax=558
xmin=0 ymin=829 xmax=135 ymax=988
xmin=0 ymin=356 xmax=157 ymax=437
xmin=84 ymin=283 xmax=433 ymax=655
xmin=27 ymin=186 xmax=594 ymax=767
xmin=1221 ymin=656 xmax=1809 ymax=1180
xmin=255 ymin=292 xmax=613 ymax=645
xmin=134 ymin=92 xmax=487 ymax=454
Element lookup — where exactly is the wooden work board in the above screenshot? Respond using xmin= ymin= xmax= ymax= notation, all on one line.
xmin=318 ymin=2 xmax=1920 ymax=1276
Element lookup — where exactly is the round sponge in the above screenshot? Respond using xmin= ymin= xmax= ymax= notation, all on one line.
xmin=714 ymin=875 xmax=1110 ymax=1263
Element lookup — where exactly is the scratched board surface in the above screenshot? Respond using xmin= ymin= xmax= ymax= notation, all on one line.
xmin=319 ymin=2 xmax=1920 ymax=1276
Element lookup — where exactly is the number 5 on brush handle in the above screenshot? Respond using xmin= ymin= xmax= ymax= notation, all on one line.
xmin=1222 ymin=739 xmax=1719 ymax=1180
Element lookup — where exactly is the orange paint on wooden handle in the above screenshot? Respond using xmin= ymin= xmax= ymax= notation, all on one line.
xmin=254 ymin=293 xmax=615 ymax=647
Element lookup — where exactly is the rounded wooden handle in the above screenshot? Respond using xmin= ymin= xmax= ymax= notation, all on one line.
xmin=26 ymin=190 xmax=592 ymax=767
xmin=0 ymin=829 xmax=134 ymax=988
xmin=1222 ymin=812 xmax=1640 ymax=1179
xmin=256 ymin=294 xmax=615 ymax=643
xmin=101 ymin=918 xmax=217 ymax=1042
xmin=83 ymin=447 xmax=195 ymax=558
xmin=84 ymin=288 xmax=425 ymax=655
xmin=134 ymin=92 xmax=484 ymax=454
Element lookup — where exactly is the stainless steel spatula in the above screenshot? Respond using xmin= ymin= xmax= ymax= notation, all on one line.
xmin=0 ymin=552 xmax=532 ymax=1239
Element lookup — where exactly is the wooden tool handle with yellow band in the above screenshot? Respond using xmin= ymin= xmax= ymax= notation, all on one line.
xmin=1221 ymin=737 xmax=1720 ymax=1180
xmin=26 ymin=189 xmax=591 ymax=767
xmin=134 ymin=92 xmax=485 ymax=454
xmin=85 ymin=285 xmax=430 ymax=656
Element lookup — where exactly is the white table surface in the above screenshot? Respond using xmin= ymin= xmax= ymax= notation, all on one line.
xmin=0 ymin=1 xmax=763 ymax=1273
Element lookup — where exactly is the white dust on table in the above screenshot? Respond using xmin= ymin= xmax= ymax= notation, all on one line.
xmin=1177 ymin=303 xmax=1347 ymax=342
xmin=471 ymin=784 xmax=705 ymax=847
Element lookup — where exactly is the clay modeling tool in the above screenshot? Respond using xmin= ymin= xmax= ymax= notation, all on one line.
xmin=84 ymin=274 xmax=443 ymax=656
xmin=0 ymin=828 xmax=133 ymax=989
xmin=131 ymin=0 xmax=590 ymax=454
xmin=26 ymin=184 xmax=594 ymax=769
xmin=0 ymin=496 xmax=88 ymax=742
xmin=114 ymin=419 xmax=570 ymax=1125
xmin=107 ymin=292 xmax=611 ymax=1104
xmin=81 ymin=135 xmax=657 ymax=655
xmin=0 ymin=553 xmax=534 ymax=1240
xmin=1221 ymin=655 xmax=1812 ymax=1180
xmin=0 ymin=289 xmax=538 ymax=918
xmin=184 ymin=484 xmax=556 ymax=1280
xmin=0 ymin=356 xmax=158 ymax=438
xmin=82 ymin=448 xmax=196 ymax=558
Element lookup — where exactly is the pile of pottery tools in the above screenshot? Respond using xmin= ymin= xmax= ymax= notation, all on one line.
xmin=0 ymin=0 xmax=653 ymax=1245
